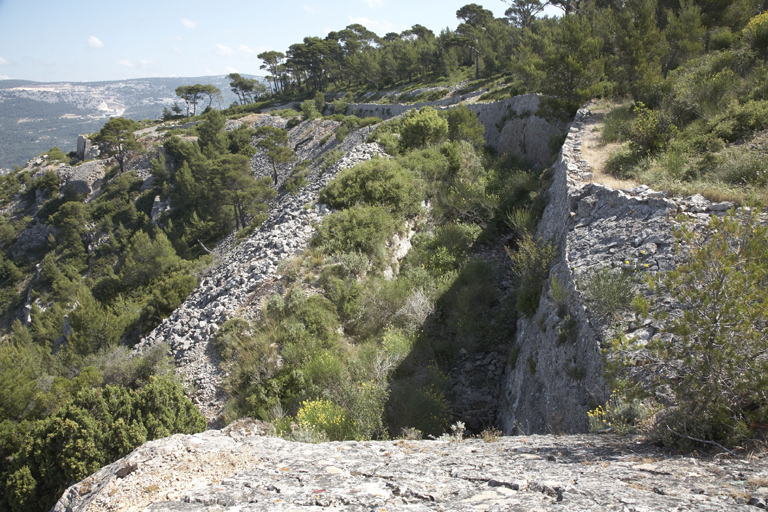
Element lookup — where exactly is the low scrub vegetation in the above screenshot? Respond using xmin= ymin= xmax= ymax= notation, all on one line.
xmin=603 ymin=209 xmax=768 ymax=450
xmin=216 ymin=107 xmax=544 ymax=442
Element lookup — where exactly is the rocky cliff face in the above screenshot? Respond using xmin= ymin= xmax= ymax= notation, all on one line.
xmin=349 ymin=94 xmax=560 ymax=169
xmin=52 ymin=420 xmax=768 ymax=511
xmin=497 ymin=105 xmax=739 ymax=435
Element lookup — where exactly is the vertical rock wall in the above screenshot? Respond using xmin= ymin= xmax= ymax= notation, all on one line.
xmin=498 ymin=105 xmax=739 ymax=435
xmin=349 ymin=94 xmax=561 ymax=169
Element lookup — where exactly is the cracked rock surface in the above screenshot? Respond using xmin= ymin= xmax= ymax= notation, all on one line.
xmin=53 ymin=427 xmax=768 ymax=512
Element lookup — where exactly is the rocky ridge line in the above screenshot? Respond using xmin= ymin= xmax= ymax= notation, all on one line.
xmin=135 ymin=118 xmax=385 ymax=420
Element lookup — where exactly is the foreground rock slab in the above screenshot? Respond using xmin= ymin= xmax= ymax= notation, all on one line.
xmin=54 ymin=426 xmax=767 ymax=511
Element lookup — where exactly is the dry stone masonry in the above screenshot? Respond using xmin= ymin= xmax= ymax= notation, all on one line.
xmin=350 ymin=94 xmax=560 ymax=169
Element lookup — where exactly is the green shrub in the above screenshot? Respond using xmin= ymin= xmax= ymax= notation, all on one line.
xmin=708 ymin=27 xmax=735 ymax=51
xmin=284 ymin=161 xmax=311 ymax=194
xmin=605 ymin=147 xmax=640 ymax=180
xmin=712 ymin=146 xmax=768 ymax=186
xmin=407 ymin=223 xmax=482 ymax=276
xmin=319 ymin=159 xmax=420 ymax=215
xmin=556 ymin=314 xmax=578 ymax=344
xmin=506 ymin=208 xmax=536 ymax=238
xmin=312 ymin=205 xmax=400 ymax=265
xmin=301 ymin=99 xmax=320 ymax=120
xmin=601 ymin=103 xmax=637 ymax=144
xmin=331 ymin=96 xmax=349 ymax=115
xmin=46 ymin=147 xmax=69 ymax=164
xmin=627 ymin=103 xmax=677 ymax=156
xmin=314 ymin=91 xmax=326 ymax=114
xmin=348 ymin=276 xmax=416 ymax=339
xmin=400 ymin=107 xmax=448 ymax=149
xmin=295 ymin=399 xmax=357 ymax=441
xmin=2 ymin=377 xmax=204 ymax=512
xmin=213 ymin=318 xmax=252 ymax=361
xmin=744 ymin=12 xmax=768 ymax=57
xmin=709 ymin=100 xmax=768 ymax=143
xmin=587 ymin=392 xmax=650 ymax=434
xmin=609 ymin=210 xmax=768 ymax=450
xmin=386 ymin=364 xmax=451 ymax=437
xmin=507 ymin=235 xmax=557 ymax=317
xmin=579 ymin=267 xmax=636 ymax=320
xmin=285 ymin=293 xmax=340 ymax=348
xmin=320 ymin=149 xmax=343 ymax=174
xmin=446 ymin=104 xmax=485 ymax=148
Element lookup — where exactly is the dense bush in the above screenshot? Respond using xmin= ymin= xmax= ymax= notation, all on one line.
xmin=507 ymin=234 xmax=557 ymax=317
xmin=579 ymin=267 xmax=636 ymax=321
xmin=608 ymin=210 xmax=768 ymax=450
xmin=319 ymin=158 xmax=420 ymax=216
xmin=446 ymin=104 xmax=485 ymax=148
xmin=0 ymin=377 xmax=205 ymax=512
xmin=312 ymin=205 xmax=400 ymax=265
xmin=399 ymin=107 xmax=449 ymax=149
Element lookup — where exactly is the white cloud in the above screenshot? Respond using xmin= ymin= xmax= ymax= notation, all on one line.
xmin=0 ymin=57 xmax=8 ymax=65
xmin=365 ymin=0 xmax=384 ymax=9
xmin=216 ymin=44 xmax=235 ymax=56
xmin=226 ymin=66 xmax=239 ymax=73
xmin=118 ymin=58 xmax=155 ymax=69
xmin=88 ymin=36 xmax=104 ymax=49
xmin=181 ymin=18 xmax=197 ymax=29
xmin=239 ymin=45 xmax=257 ymax=54
xmin=303 ymin=4 xmax=316 ymax=13
xmin=348 ymin=16 xmax=397 ymax=33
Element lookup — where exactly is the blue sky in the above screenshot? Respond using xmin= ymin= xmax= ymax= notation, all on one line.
xmin=0 ymin=0 xmax=557 ymax=83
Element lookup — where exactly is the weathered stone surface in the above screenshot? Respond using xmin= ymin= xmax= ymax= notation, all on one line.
xmin=45 ymin=159 xmax=106 ymax=198
xmin=52 ymin=427 xmax=768 ymax=512
xmin=497 ymin=104 xmax=756 ymax=435
xmin=76 ymin=134 xmax=100 ymax=161
xmin=10 ymin=221 xmax=54 ymax=259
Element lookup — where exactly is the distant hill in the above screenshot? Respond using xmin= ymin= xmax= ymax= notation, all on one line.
xmin=0 ymin=75 xmax=264 ymax=170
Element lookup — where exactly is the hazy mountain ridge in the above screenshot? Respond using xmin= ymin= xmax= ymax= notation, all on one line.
xmin=0 ymin=75 xmax=262 ymax=170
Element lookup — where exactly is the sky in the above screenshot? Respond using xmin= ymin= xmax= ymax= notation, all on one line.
xmin=0 ymin=0 xmax=559 ymax=83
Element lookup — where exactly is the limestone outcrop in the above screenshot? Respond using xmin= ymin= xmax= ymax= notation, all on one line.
xmin=349 ymin=94 xmax=560 ymax=168
xmin=76 ymin=134 xmax=100 ymax=161
xmin=52 ymin=424 xmax=768 ymax=512
xmin=497 ymin=105 xmax=741 ymax=435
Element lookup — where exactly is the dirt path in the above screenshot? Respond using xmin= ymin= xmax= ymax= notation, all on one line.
xmin=581 ymin=102 xmax=637 ymax=189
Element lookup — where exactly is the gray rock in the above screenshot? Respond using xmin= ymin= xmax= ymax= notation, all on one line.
xmin=52 ymin=430 xmax=767 ymax=512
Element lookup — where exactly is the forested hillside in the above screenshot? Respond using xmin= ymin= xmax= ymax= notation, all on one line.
xmin=1 ymin=2 xmax=768 ymax=511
